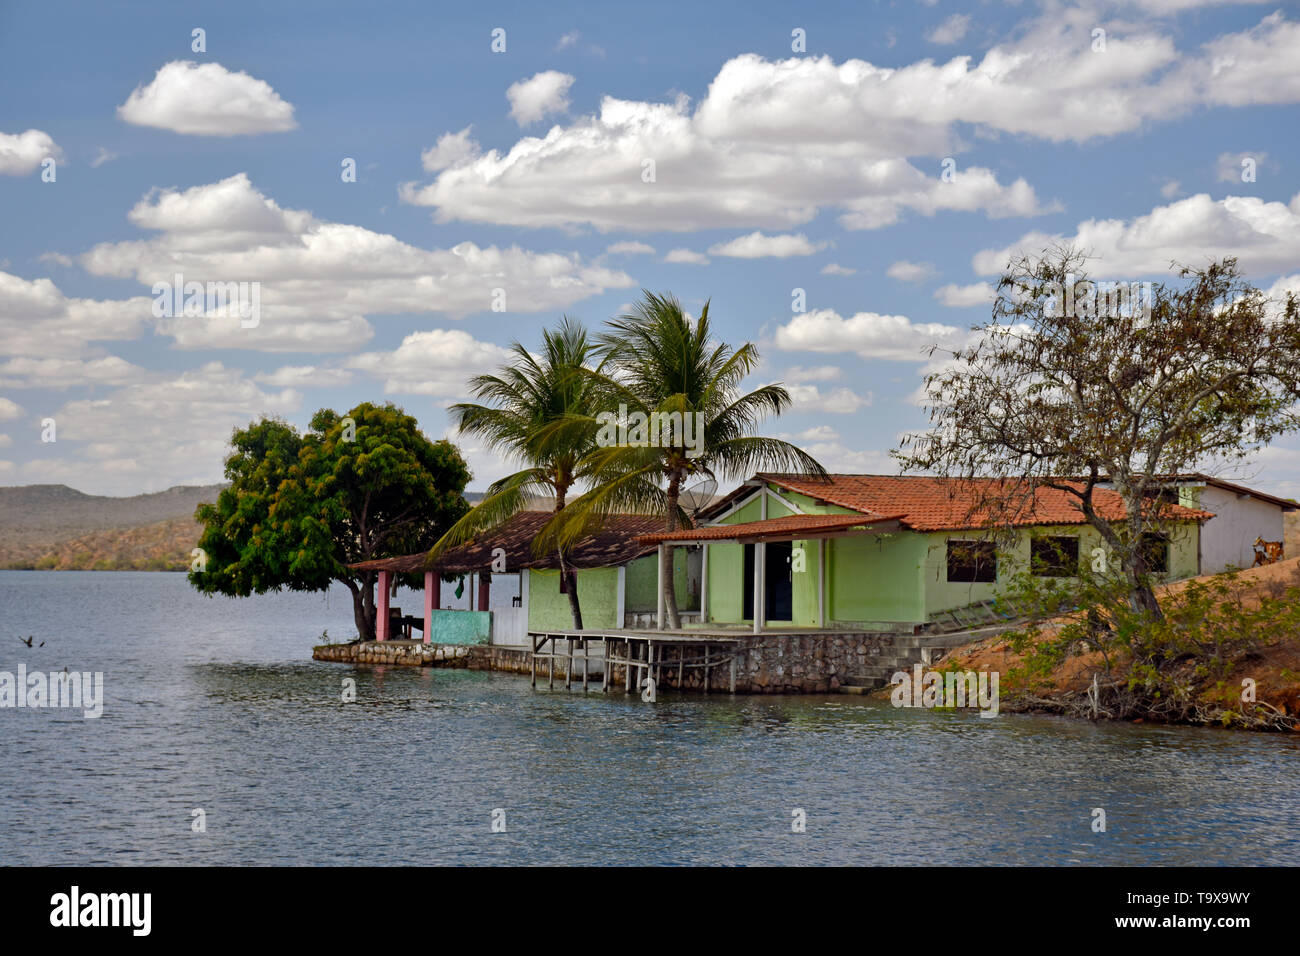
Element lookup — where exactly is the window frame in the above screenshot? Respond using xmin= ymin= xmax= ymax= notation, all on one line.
xmin=946 ymin=538 xmax=998 ymax=584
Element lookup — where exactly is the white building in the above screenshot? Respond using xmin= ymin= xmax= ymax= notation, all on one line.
xmin=1100 ymin=474 xmax=1295 ymax=574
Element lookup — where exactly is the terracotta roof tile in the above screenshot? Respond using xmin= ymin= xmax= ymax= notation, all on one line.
xmin=349 ymin=511 xmax=667 ymax=574
xmin=637 ymin=512 xmax=905 ymax=543
xmin=757 ymin=473 xmax=1213 ymax=532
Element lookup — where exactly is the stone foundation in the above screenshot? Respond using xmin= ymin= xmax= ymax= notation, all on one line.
xmin=313 ymin=631 xmax=952 ymax=695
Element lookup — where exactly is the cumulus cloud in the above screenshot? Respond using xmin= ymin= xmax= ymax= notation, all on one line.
xmin=0 ymin=397 xmax=22 ymax=421
xmin=401 ymin=13 xmax=1300 ymax=232
xmin=782 ymin=364 xmax=844 ymax=382
xmin=0 ymin=355 xmax=146 ymax=389
xmin=347 ymin=329 xmax=513 ymax=397
xmin=886 ymin=260 xmax=937 ymax=283
xmin=708 ymin=231 xmax=827 ymax=258
xmin=117 ymin=60 xmax=297 ymax=136
xmin=785 ymin=384 xmax=872 ymax=414
xmin=78 ymin=174 xmax=634 ymax=352
xmin=927 ymin=14 xmax=971 ymax=45
xmin=21 ymin=363 xmax=301 ymax=495
xmin=253 ymin=365 xmax=354 ymax=388
xmin=507 ymin=71 xmax=575 ymax=125
xmin=973 ymin=190 xmax=1300 ymax=278
xmin=774 ymin=309 xmax=963 ymax=362
xmin=1215 ymin=150 xmax=1269 ymax=183
xmin=663 ymin=248 xmax=710 ymax=265
xmin=420 ymin=127 xmax=480 ymax=172
xmin=820 ymin=263 xmax=857 ymax=276
xmin=606 ymin=240 xmax=656 ymax=256
xmin=933 ymin=281 xmax=996 ymax=307
xmin=0 ymin=271 xmax=151 ymax=359
xmin=0 ymin=129 xmax=63 ymax=175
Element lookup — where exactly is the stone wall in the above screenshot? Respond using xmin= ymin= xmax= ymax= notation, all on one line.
xmin=606 ymin=632 xmax=903 ymax=694
xmin=313 ymin=632 xmax=928 ymax=695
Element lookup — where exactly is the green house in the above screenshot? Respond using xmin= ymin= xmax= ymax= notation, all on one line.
xmin=639 ymin=474 xmax=1210 ymax=633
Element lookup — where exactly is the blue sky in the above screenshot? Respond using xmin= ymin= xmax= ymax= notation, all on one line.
xmin=2 ymin=0 xmax=1299 ymax=497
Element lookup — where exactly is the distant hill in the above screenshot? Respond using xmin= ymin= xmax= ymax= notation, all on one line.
xmin=0 ymin=483 xmax=486 ymax=570
xmin=0 ymin=483 xmax=223 ymax=570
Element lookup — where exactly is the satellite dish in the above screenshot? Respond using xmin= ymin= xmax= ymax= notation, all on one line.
xmin=679 ymin=477 xmax=718 ymax=522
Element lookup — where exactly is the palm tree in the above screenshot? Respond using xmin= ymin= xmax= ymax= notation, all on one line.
xmin=541 ymin=291 xmax=826 ymax=628
xmin=427 ymin=317 xmax=601 ymax=629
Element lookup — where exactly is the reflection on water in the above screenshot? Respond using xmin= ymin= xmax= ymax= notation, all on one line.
xmin=1 ymin=571 xmax=1297 ymax=865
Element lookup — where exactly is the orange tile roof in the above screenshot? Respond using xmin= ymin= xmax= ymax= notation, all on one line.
xmin=755 ymin=474 xmax=1213 ymax=532
xmin=637 ymin=512 xmax=906 ymax=544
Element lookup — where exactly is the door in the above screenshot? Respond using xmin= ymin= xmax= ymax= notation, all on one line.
xmin=765 ymin=541 xmax=793 ymax=621
xmin=742 ymin=541 xmax=794 ymax=622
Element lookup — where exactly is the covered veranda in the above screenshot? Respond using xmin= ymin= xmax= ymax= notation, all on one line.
xmin=636 ymin=512 xmax=905 ymax=634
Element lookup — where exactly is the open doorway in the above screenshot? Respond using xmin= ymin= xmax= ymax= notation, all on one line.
xmin=742 ymin=541 xmax=794 ymax=622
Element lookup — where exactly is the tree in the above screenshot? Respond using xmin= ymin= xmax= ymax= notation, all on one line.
xmin=427 ymin=317 xmax=602 ymax=629
xmin=190 ymin=402 xmax=470 ymax=640
xmin=543 ymin=291 xmax=826 ymax=628
xmin=897 ymin=248 xmax=1300 ymax=619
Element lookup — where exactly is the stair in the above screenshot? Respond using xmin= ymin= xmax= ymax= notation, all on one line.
xmin=836 ymin=623 xmax=1016 ymax=694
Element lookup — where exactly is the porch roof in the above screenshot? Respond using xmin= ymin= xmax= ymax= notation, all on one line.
xmin=348 ymin=511 xmax=667 ymax=574
xmin=637 ymin=512 xmax=906 ymax=544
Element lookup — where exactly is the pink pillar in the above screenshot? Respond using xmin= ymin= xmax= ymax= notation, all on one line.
xmin=423 ymin=571 xmax=435 ymax=645
xmin=477 ymin=571 xmax=490 ymax=612
xmin=376 ymin=570 xmax=391 ymax=641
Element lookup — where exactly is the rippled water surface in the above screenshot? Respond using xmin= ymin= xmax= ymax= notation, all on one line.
xmin=1 ymin=571 xmax=1297 ymax=865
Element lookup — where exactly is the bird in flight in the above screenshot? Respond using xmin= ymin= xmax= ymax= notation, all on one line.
xmin=19 ymin=636 xmax=33 ymax=647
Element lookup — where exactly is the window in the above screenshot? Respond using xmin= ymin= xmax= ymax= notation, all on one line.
xmin=1031 ymin=535 xmax=1079 ymax=577
xmin=947 ymin=540 xmax=997 ymax=583
xmin=1140 ymin=532 xmax=1170 ymax=573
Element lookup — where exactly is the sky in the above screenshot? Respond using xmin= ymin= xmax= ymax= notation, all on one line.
xmin=1 ymin=0 xmax=1299 ymax=499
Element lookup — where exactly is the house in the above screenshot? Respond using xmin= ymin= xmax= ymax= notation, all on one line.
xmin=637 ymin=474 xmax=1213 ymax=633
xmin=1096 ymin=473 xmax=1296 ymax=574
xmin=349 ymin=511 xmax=699 ymax=646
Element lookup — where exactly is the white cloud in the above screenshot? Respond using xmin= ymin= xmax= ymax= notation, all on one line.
xmin=0 ymin=397 xmax=22 ymax=421
xmin=401 ymin=47 xmax=1064 ymax=232
xmin=783 ymin=364 xmax=843 ymax=382
xmin=933 ymin=281 xmax=996 ymax=307
xmin=886 ymin=260 xmax=937 ymax=283
xmin=606 ymin=240 xmax=656 ymax=256
xmin=402 ymin=13 xmax=1300 ymax=233
xmin=926 ymin=14 xmax=971 ymax=45
xmin=779 ymin=425 xmax=841 ymax=443
xmin=775 ymin=309 xmax=963 ymax=362
xmin=663 ymin=248 xmax=710 ymax=265
xmin=507 ymin=71 xmax=575 ymax=126
xmin=708 ymin=231 xmax=827 ymax=259
xmin=18 ymin=363 xmax=300 ymax=495
xmin=89 ymin=146 xmax=117 ymax=168
xmin=253 ymin=365 xmax=354 ymax=388
xmin=0 ymin=271 xmax=150 ymax=359
xmin=556 ymin=31 xmax=580 ymax=51
xmin=117 ymin=60 xmax=297 ymax=136
xmin=347 ymin=329 xmax=513 ymax=398
xmin=973 ymin=190 xmax=1300 ymax=278
xmin=1160 ymin=179 xmax=1182 ymax=198
xmin=820 ymin=263 xmax=857 ymax=276
xmin=79 ymin=174 xmax=634 ymax=352
xmin=420 ymin=127 xmax=479 ymax=172
xmin=785 ymin=384 xmax=872 ymax=414
xmin=1215 ymin=150 xmax=1268 ymax=183
xmin=0 ymin=129 xmax=63 ymax=176
xmin=0 ymin=355 xmax=146 ymax=389
xmin=797 ymin=440 xmax=898 ymax=474
xmin=0 ymin=434 xmax=11 ymax=449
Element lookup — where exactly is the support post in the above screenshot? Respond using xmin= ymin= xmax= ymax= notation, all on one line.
xmin=700 ymin=544 xmax=709 ymax=625
xmin=817 ymin=537 xmax=827 ymax=629
xmin=376 ymin=570 xmax=391 ymax=641
xmin=756 ymin=541 xmax=767 ymax=633
xmin=615 ymin=565 xmax=626 ymax=628
xmin=656 ymin=544 xmax=666 ymax=630
xmin=530 ymin=633 xmax=537 ymax=687
xmin=423 ymin=570 xmax=435 ymax=645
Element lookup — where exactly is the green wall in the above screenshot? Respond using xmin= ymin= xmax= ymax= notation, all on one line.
xmin=425 ymin=609 xmax=491 ymax=644
xmin=625 ymin=551 xmax=695 ymax=613
xmin=527 ymin=567 xmax=619 ymax=630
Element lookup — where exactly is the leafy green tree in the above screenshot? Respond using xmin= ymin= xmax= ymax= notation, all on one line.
xmin=543 ymin=291 xmax=826 ymax=628
xmin=427 ymin=317 xmax=602 ymax=629
xmin=190 ymin=402 xmax=470 ymax=640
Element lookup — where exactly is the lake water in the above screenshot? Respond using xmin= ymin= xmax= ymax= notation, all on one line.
xmin=1 ymin=570 xmax=1297 ymax=866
